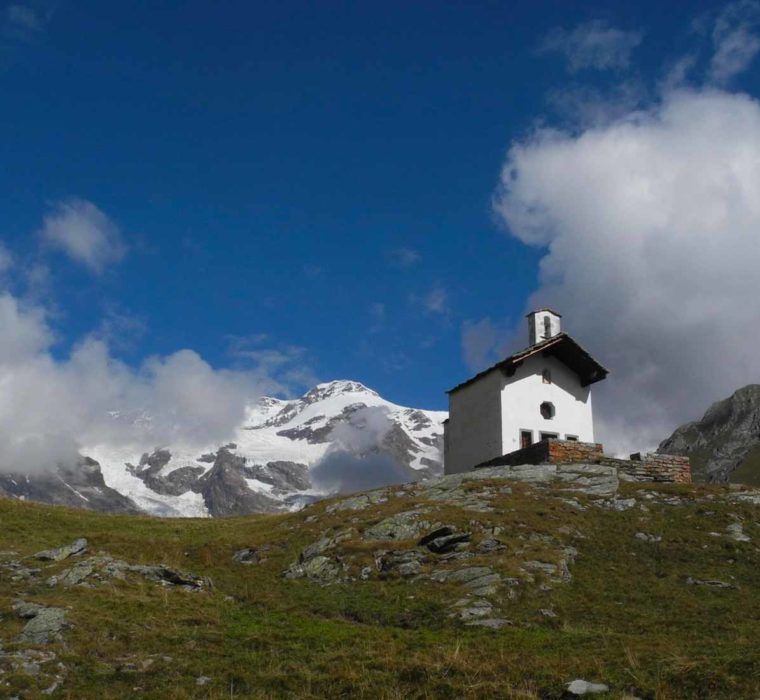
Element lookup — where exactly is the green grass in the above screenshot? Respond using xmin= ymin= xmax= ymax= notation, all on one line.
xmin=729 ymin=445 xmax=760 ymax=487
xmin=2 ymin=480 xmax=760 ymax=698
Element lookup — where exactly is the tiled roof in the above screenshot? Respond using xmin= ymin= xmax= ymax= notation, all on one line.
xmin=447 ymin=333 xmax=608 ymax=394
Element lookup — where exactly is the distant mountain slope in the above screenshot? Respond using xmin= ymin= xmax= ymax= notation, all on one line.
xmin=0 ymin=458 xmax=140 ymax=514
xmin=658 ymin=384 xmax=760 ymax=484
xmin=3 ymin=381 xmax=446 ymax=517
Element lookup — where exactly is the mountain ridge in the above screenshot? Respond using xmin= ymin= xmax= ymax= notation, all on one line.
xmin=658 ymin=384 xmax=760 ymax=484
xmin=0 ymin=380 xmax=447 ymax=517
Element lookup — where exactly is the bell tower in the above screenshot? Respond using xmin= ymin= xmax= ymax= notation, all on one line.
xmin=527 ymin=309 xmax=562 ymax=345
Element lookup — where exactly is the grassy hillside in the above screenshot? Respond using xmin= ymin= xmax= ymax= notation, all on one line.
xmin=2 ymin=471 xmax=760 ymax=699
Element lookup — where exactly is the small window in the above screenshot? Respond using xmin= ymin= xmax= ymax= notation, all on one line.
xmin=565 ymin=435 xmax=578 ymax=442
xmin=543 ymin=315 xmax=551 ymax=339
xmin=542 ymin=369 xmax=552 ymax=384
xmin=520 ymin=430 xmax=533 ymax=449
xmin=540 ymin=401 xmax=555 ymax=420
xmin=540 ymin=432 xmax=559 ymax=441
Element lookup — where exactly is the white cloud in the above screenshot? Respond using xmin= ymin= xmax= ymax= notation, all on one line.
xmin=6 ymin=4 xmax=44 ymax=32
xmin=369 ymin=302 xmax=386 ymax=333
xmin=310 ymin=406 xmax=408 ymax=494
xmin=389 ymin=247 xmax=421 ymax=268
xmin=412 ymin=286 xmax=448 ymax=316
xmin=461 ymin=317 xmax=513 ymax=373
xmin=39 ymin=199 xmax=127 ymax=274
xmin=0 ymin=243 xmax=13 ymax=275
xmin=709 ymin=0 xmax=760 ymax=84
xmin=493 ymin=87 xmax=760 ymax=454
xmin=3 ymin=2 xmax=55 ymax=42
xmin=0 ymin=292 xmax=313 ymax=473
xmin=540 ymin=20 xmax=643 ymax=73
xmin=225 ymin=334 xmax=319 ymax=395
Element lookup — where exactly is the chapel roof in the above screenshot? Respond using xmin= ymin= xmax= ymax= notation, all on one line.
xmin=525 ymin=308 xmax=562 ymax=317
xmin=447 ymin=333 xmax=608 ymax=394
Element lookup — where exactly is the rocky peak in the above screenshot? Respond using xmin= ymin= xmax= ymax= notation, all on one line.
xmin=659 ymin=384 xmax=760 ymax=483
xmin=300 ymin=380 xmax=378 ymax=404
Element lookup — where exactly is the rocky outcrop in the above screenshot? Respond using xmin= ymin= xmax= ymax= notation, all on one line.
xmin=13 ymin=602 xmax=68 ymax=645
xmin=128 ymin=449 xmax=204 ymax=496
xmin=46 ymin=555 xmax=212 ymax=590
xmin=659 ymin=384 xmax=760 ymax=484
xmin=34 ymin=538 xmax=88 ymax=562
xmin=244 ymin=461 xmax=310 ymax=492
xmin=193 ymin=448 xmax=282 ymax=517
xmin=0 ymin=458 xmax=140 ymax=514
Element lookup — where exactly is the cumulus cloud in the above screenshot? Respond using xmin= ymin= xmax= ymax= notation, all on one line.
xmin=0 ymin=243 xmax=13 ymax=275
xmin=226 ymin=334 xmax=319 ymax=391
xmin=461 ymin=318 xmax=510 ymax=373
xmin=310 ymin=406 xmax=408 ymax=494
xmin=39 ymin=199 xmax=127 ymax=274
xmin=493 ymin=87 xmax=760 ymax=454
xmin=3 ymin=1 xmax=55 ymax=42
xmin=411 ymin=286 xmax=448 ymax=316
xmin=369 ymin=302 xmax=386 ymax=333
xmin=389 ymin=247 xmax=421 ymax=268
xmin=540 ymin=20 xmax=643 ymax=73
xmin=0 ymin=292 xmax=309 ymax=473
xmin=708 ymin=0 xmax=760 ymax=84
xmin=6 ymin=4 xmax=44 ymax=32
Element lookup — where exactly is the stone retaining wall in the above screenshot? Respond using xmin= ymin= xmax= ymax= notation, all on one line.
xmin=612 ymin=453 xmax=692 ymax=484
xmin=475 ymin=439 xmax=691 ymax=484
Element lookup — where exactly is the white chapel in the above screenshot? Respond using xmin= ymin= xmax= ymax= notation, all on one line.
xmin=443 ymin=309 xmax=608 ymax=474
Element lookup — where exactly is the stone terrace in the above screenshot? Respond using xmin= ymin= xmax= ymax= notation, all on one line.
xmin=475 ymin=439 xmax=691 ymax=484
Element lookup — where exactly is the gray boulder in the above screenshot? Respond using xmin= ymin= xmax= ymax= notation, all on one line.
xmin=232 ymin=548 xmax=260 ymax=565
xmin=363 ymin=511 xmax=431 ymax=541
xmin=14 ymin=603 xmax=67 ymax=645
xmin=566 ymin=679 xmax=610 ymax=695
xmin=47 ymin=554 xmax=212 ymax=590
xmin=34 ymin=538 xmax=88 ymax=562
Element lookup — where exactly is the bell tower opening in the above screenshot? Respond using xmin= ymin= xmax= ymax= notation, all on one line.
xmin=527 ymin=309 xmax=562 ymax=345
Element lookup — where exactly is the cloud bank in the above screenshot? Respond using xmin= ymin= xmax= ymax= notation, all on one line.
xmin=39 ymin=199 xmax=127 ymax=274
xmin=493 ymin=87 xmax=760 ymax=453
xmin=540 ymin=20 xmax=643 ymax=73
xmin=0 ymin=289 xmax=305 ymax=473
xmin=709 ymin=0 xmax=760 ymax=84
xmin=310 ymin=406 xmax=409 ymax=494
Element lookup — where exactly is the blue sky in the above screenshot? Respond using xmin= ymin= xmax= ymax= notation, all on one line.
xmin=2 ymin=0 xmax=760 ymax=441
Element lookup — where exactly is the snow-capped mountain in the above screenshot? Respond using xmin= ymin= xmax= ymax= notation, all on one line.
xmin=74 ymin=380 xmax=447 ymax=517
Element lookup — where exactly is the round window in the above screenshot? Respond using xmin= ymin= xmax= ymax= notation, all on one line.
xmin=540 ymin=401 xmax=555 ymax=420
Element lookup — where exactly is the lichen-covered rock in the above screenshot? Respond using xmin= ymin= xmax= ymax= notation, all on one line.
xmin=34 ymin=538 xmax=88 ymax=562
xmin=476 ymin=539 xmax=506 ymax=554
xmin=431 ymin=566 xmax=501 ymax=595
xmin=363 ymin=511 xmax=431 ymax=541
xmin=325 ymin=490 xmax=389 ymax=513
xmin=374 ymin=550 xmax=427 ymax=577
xmin=14 ymin=604 xmax=67 ymax=645
xmin=301 ymin=529 xmax=355 ymax=560
xmin=726 ymin=522 xmax=751 ymax=542
xmin=284 ymin=555 xmax=342 ymax=584
xmin=46 ymin=555 xmax=211 ymax=590
xmin=464 ymin=618 xmax=511 ymax=629
xmin=232 ymin=548 xmax=260 ymax=565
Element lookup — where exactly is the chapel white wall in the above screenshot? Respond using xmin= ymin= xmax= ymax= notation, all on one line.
xmin=499 ymin=354 xmax=593 ymax=454
xmin=444 ymin=369 xmax=503 ymax=474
